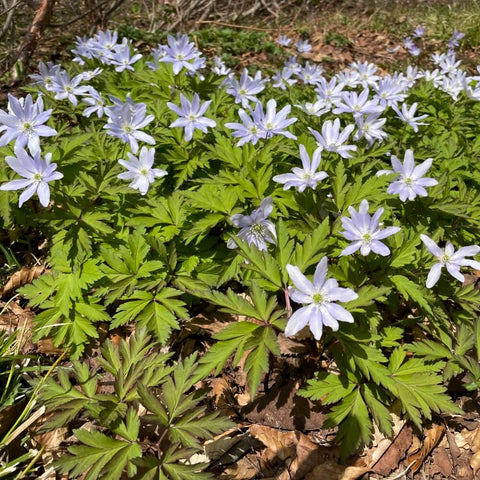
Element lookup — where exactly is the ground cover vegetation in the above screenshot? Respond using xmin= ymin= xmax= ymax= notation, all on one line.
xmin=1 ymin=3 xmax=480 ymax=479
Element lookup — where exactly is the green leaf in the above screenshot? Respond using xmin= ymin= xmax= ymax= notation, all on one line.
xmin=299 ymin=372 xmax=356 ymax=405
xmin=55 ymin=429 xmax=142 ymax=480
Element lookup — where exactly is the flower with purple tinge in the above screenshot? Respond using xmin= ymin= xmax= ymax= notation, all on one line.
xmin=336 ymin=69 xmax=361 ymax=88
xmin=354 ymin=113 xmax=388 ymax=145
xmin=226 ymin=69 xmax=266 ymax=107
xmin=29 ymin=62 xmax=62 ymax=90
xmin=90 ymin=29 xmax=119 ymax=62
xmin=297 ymin=62 xmax=323 ymax=85
xmin=80 ymin=68 xmax=103 ymax=81
xmin=308 ymin=119 xmax=357 ymax=158
xmin=104 ymin=101 xmax=155 ymax=153
xmin=272 ymin=68 xmax=297 ymax=90
xmin=316 ymin=77 xmax=344 ymax=104
xmin=393 ymin=102 xmax=428 ymax=132
xmin=284 ymin=56 xmax=301 ymax=74
xmin=212 ymin=56 xmax=231 ymax=76
xmin=225 ymin=108 xmax=263 ymax=146
xmin=167 ymin=93 xmax=216 ymax=142
xmin=377 ymin=149 xmax=438 ymax=202
xmin=118 ymin=146 xmax=167 ymax=195
xmin=273 ymin=145 xmax=328 ymax=192
xmin=161 ymin=34 xmax=200 ymax=75
xmin=413 ymin=26 xmax=425 ymax=37
xmin=82 ymin=87 xmax=105 ymax=118
xmin=50 ymin=71 xmax=89 ymax=106
xmin=351 ymin=61 xmax=380 ymax=88
xmin=0 ymin=146 xmax=63 ymax=207
xmin=285 ymin=257 xmax=358 ymax=341
xmin=227 ymin=197 xmax=276 ymax=251
xmin=448 ymin=29 xmax=465 ymax=49
xmin=340 ymin=199 xmax=400 ymax=256
xmin=277 ymin=35 xmax=292 ymax=47
xmin=409 ymin=46 xmax=422 ymax=56
xmin=403 ymin=36 xmax=415 ymax=50
xmin=296 ymin=39 xmax=312 ymax=53
xmin=332 ymin=89 xmax=384 ymax=118
xmin=252 ymin=99 xmax=297 ymax=140
xmin=373 ymin=76 xmax=408 ymax=107
xmin=0 ymin=94 xmax=57 ymax=155
xmin=71 ymin=35 xmax=96 ymax=64
xmin=420 ymin=235 xmax=480 ymax=288
xmin=296 ymin=98 xmax=331 ymax=117
xmin=109 ymin=39 xmax=142 ymax=72
xmin=146 ymin=45 xmax=167 ymax=70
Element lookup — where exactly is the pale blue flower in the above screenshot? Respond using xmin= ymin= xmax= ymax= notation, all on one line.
xmin=225 ymin=108 xmax=263 ymax=146
xmin=353 ymin=113 xmax=387 ymax=145
xmin=285 ymin=257 xmax=358 ymax=340
xmin=228 ymin=197 xmax=276 ymax=251
xmin=296 ymin=39 xmax=312 ymax=53
xmin=0 ymin=146 xmax=63 ymax=207
xmin=332 ymin=89 xmax=384 ymax=117
xmin=420 ymin=235 xmax=480 ymax=288
xmin=308 ymin=119 xmax=357 ymax=158
xmin=377 ymin=149 xmax=437 ymax=202
xmin=104 ymin=101 xmax=155 ymax=153
xmin=251 ymin=99 xmax=297 ymax=140
xmin=82 ymin=87 xmax=105 ymax=118
xmin=413 ymin=26 xmax=425 ymax=37
xmin=340 ymin=199 xmax=400 ymax=256
xmin=273 ymin=145 xmax=328 ymax=192
xmin=225 ymin=69 xmax=266 ymax=107
xmin=167 ymin=93 xmax=216 ymax=142
xmin=0 ymin=94 xmax=57 ymax=154
xmin=109 ymin=39 xmax=142 ymax=72
xmin=29 ymin=61 xmax=61 ymax=90
xmin=161 ymin=34 xmax=201 ymax=75
xmin=50 ymin=71 xmax=89 ymax=106
xmin=118 ymin=146 xmax=167 ymax=195
xmin=393 ymin=102 xmax=428 ymax=132
xmin=277 ymin=35 xmax=292 ymax=46
xmin=297 ymin=62 xmax=323 ymax=85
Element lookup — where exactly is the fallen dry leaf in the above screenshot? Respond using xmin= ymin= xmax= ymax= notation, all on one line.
xmin=407 ymin=424 xmax=445 ymax=473
xmin=470 ymin=451 xmax=480 ymax=473
xmin=248 ymin=424 xmax=338 ymax=480
xmin=372 ymin=424 xmax=414 ymax=476
xmin=249 ymin=424 xmax=296 ymax=461
xmin=0 ymin=265 xmax=46 ymax=298
xmin=221 ymin=453 xmax=261 ymax=479
xmin=305 ymin=460 xmax=370 ymax=480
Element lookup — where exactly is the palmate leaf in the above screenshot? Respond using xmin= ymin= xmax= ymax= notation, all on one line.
xmin=387 ymin=348 xmax=462 ymax=429
xmin=55 ymin=425 xmax=142 ymax=480
xmin=133 ymin=447 xmax=211 ymax=480
xmin=112 ymin=288 xmax=187 ymax=344
xmin=195 ymin=320 xmax=279 ymax=398
xmin=323 ymin=388 xmax=372 ymax=460
xmin=299 ymin=372 xmax=356 ymax=405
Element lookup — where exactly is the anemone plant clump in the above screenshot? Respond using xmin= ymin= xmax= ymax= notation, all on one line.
xmin=1 ymin=25 xmax=480 ymax=479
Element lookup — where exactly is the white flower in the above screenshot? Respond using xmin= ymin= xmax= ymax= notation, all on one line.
xmin=340 ymin=200 xmax=401 ymax=256
xmin=0 ymin=146 xmax=63 ymax=207
xmin=273 ymin=145 xmax=328 ymax=192
xmin=377 ymin=150 xmax=438 ymax=202
xmin=118 ymin=147 xmax=167 ymax=195
xmin=228 ymin=197 xmax=276 ymax=251
xmin=420 ymin=235 xmax=480 ymax=288
xmin=285 ymin=257 xmax=358 ymax=340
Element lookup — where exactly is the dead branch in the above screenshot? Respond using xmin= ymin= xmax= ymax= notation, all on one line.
xmin=12 ymin=0 xmax=56 ymax=80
